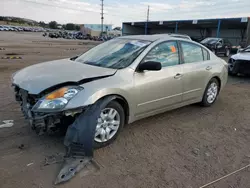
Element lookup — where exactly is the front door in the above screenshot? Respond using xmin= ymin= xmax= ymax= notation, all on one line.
xmin=133 ymin=41 xmax=183 ymax=117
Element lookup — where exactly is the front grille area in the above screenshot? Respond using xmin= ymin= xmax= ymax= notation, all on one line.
xmin=13 ymin=85 xmax=66 ymax=135
xmin=236 ymin=60 xmax=250 ymax=74
xmin=14 ymin=86 xmax=38 ymax=104
xmin=13 ymin=86 xmax=39 ymax=119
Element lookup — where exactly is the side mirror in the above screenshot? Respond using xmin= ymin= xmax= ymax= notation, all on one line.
xmin=138 ymin=61 xmax=162 ymax=72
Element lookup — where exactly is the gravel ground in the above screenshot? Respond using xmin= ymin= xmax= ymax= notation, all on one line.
xmin=1 ymin=32 xmax=250 ymax=188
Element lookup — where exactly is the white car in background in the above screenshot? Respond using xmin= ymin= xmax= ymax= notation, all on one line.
xmin=228 ymin=46 xmax=250 ymax=76
xmin=169 ymin=34 xmax=192 ymax=40
xmin=154 ymin=33 xmax=192 ymax=40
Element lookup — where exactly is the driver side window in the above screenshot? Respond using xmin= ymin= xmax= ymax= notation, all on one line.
xmin=144 ymin=41 xmax=180 ymax=67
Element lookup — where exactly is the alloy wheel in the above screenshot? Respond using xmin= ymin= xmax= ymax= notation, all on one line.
xmin=94 ymin=108 xmax=121 ymax=143
xmin=206 ymin=82 xmax=218 ymax=104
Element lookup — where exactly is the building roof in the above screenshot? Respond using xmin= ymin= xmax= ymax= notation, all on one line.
xmin=123 ymin=17 xmax=248 ymax=29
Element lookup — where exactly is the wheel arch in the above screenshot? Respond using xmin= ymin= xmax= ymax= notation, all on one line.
xmin=96 ymin=94 xmax=130 ymax=124
xmin=210 ymin=76 xmax=221 ymax=93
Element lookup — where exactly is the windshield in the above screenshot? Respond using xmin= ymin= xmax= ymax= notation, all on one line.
xmin=75 ymin=38 xmax=151 ymax=69
xmin=201 ymin=38 xmax=220 ymax=44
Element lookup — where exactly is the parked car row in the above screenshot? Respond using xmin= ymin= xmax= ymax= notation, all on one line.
xmin=0 ymin=25 xmax=46 ymax=32
xmin=45 ymin=31 xmax=115 ymax=41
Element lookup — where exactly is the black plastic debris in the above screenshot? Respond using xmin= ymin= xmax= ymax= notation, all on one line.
xmin=55 ymin=96 xmax=115 ymax=184
xmin=0 ymin=48 xmax=5 ymax=50
xmin=55 ymin=157 xmax=91 ymax=184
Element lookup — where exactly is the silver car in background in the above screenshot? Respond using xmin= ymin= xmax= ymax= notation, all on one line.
xmin=12 ymin=34 xmax=228 ymax=148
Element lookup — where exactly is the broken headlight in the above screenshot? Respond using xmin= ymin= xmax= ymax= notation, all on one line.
xmin=32 ymin=86 xmax=83 ymax=111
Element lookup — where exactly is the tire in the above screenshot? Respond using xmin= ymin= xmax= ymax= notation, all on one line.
xmin=94 ymin=101 xmax=125 ymax=149
xmin=201 ymin=78 xmax=220 ymax=107
xmin=224 ymin=49 xmax=230 ymax=57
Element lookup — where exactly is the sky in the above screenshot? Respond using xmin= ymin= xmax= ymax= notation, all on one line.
xmin=1 ymin=0 xmax=250 ymax=27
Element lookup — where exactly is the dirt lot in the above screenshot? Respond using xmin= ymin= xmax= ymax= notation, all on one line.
xmin=1 ymin=32 xmax=250 ymax=188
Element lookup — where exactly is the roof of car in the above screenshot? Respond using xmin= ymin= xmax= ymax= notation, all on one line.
xmin=119 ymin=34 xmax=172 ymax=42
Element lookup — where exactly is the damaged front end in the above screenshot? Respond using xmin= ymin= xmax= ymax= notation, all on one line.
xmin=14 ymin=85 xmax=83 ymax=135
xmin=14 ymin=85 xmax=115 ymax=184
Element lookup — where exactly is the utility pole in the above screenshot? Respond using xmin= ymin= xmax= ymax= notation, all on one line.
xmin=100 ymin=0 xmax=104 ymax=35
xmin=145 ymin=5 xmax=149 ymax=35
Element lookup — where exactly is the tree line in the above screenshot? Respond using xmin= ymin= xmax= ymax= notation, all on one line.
xmin=0 ymin=16 xmax=80 ymax=31
xmin=48 ymin=21 xmax=80 ymax=31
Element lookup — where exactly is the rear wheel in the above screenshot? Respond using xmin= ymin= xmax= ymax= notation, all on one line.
xmin=94 ymin=101 xmax=125 ymax=149
xmin=201 ymin=78 xmax=219 ymax=107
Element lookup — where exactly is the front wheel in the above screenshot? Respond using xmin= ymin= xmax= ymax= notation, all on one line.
xmin=201 ymin=78 xmax=220 ymax=107
xmin=94 ymin=101 xmax=125 ymax=149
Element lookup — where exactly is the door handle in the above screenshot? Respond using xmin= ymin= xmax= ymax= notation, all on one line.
xmin=206 ymin=66 xmax=212 ymax=70
xmin=174 ymin=73 xmax=183 ymax=79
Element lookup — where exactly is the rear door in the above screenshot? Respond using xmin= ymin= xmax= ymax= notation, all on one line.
xmin=179 ymin=41 xmax=212 ymax=101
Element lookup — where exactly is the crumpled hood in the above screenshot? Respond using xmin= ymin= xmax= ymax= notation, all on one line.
xmin=12 ymin=58 xmax=116 ymax=94
xmin=231 ymin=53 xmax=250 ymax=61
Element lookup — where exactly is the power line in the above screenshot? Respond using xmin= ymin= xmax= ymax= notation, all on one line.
xmin=22 ymin=0 xmax=145 ymax=21
xmin=21 ymin=0 xmax=248 ymax=24
xmin=147 ymin=2 xmax=250 ymax=16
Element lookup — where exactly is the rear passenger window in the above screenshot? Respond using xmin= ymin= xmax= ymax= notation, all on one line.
xmin=202 ymin=48 xmax=210 ymax=61
xmin=181 ymin=42 xmax=203 ymax=63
